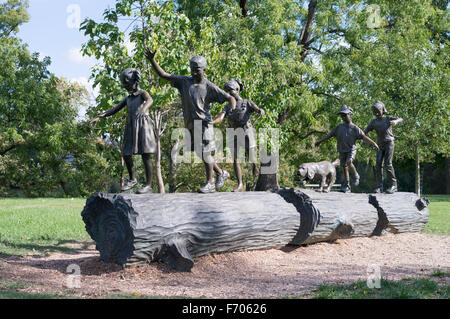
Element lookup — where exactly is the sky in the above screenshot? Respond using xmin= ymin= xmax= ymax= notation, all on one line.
xmin=18 ymin=0 xmax=121 ymax=118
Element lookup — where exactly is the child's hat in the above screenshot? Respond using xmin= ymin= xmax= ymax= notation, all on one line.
xmin=338 ymin=105 xmax=353 ymax=114
xmin=372 ymin=101 xmax=387 ymax=113
xmin=190 ymin=56 xmax=207 ymax=69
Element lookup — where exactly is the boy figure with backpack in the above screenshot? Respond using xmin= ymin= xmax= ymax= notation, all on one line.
xmin=212 ymin=79 xmax=265 ymax=192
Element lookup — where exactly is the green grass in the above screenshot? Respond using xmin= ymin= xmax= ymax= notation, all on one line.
xmin=423 ymin=195 xmax=450 ymax=235
xmin=0 ymin=198 xmax=91 ymax=256
xmin=0 ymin=281 xmax=78 ymax=299
xmin=307 ymin=277 xmax=450 ymax=299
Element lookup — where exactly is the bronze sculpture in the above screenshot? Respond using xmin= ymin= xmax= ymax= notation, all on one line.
xmin=90 ymin=68 xmax=156 ymax=194
xmin=145 ymin=49 xmax=236 ymax=193
xmin=297 ymin=159 xmax=340 ymax=193
xmin=364 ymin=101 xmax=403 ymax=194
xmin=315 ymin=105 xmax=379 ymax=193
xmin=212 ymin=79 xmax=265 ymax=192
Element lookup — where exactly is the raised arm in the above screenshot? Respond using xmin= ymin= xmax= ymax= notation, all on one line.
xmin=90 ymin=98 xmax=127 ymax=124
xmin=144 ymin=49 xmax=172 ymax=81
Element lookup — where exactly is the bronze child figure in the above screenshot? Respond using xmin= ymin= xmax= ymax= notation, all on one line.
xmin=145 ymin=49 xmax=236 ymax=193
xmin=315 ymin=105 xmax=379 ymax=193
xmin=364 ymin=101 xmax=403 ymax=194
xmin=90 ymin=68 xmax=156 ymax=194
xmin=212 ymin=79 xmax=265 ymax=192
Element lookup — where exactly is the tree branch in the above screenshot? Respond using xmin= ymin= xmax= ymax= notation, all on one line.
xmin=278 ymin=0 xmax=318 ymax=126
xmin=291 ymin=129 xmax=325 ymax=141
xmin=298 ymin=0 xmax=318 ymax=62
xmin=0 ymin=142 xmax=22 ymax=156
xmin=239 ymin=0 xmax=248 ymax=17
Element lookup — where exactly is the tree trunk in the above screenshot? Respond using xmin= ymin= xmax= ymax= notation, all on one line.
xmin=120 ymin=156 xmax=125 ymax=188
xmin=446 ymin=157 xmax=450 ymax=194
xmin=298 ymin=0 xmax=318 ymax=61
xmin=255 ymin=151 xmax=279 ymax=191
xmin=155 ymin=136 xmax=165 ymax=194
xmin=277 ymin=0 xmax=318 ymax=125
xmin=415 ymin=145 xmax=421 ymax=196
xmin=239 ymin=0 xmax=248 ymax=17
xmin=82 ymin=189 xmax=429 ymax=272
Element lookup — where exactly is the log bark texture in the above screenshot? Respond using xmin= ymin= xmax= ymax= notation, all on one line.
xmin=81 ymin=189 xmax=428 ymax=272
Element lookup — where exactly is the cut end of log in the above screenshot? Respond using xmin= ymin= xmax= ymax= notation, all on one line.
xmin=81 ymin=193 xmax=136 ymax=266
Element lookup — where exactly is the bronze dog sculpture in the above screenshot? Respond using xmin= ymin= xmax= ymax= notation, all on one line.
xmin=297 ymin=159 xmax=340 ymax=193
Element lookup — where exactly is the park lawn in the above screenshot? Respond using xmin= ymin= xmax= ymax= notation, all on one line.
xmin=0 ymin=198 xmax=91 ymax=257
xmin=423 ymin=195 xmax=450 ymax=236
xmin=304 ymin=276 xmax=450 ymax=299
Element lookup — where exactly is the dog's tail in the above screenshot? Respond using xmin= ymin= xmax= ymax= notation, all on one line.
xmin=332 ymin=159 xmax=340 ymax=167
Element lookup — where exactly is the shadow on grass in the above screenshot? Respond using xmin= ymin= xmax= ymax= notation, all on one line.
xmin=6 ymin=254 xmax=123 ymax=276
xmin=0 ymin=240 xmax=94 ymax=258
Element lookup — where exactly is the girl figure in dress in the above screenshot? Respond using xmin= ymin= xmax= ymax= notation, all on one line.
xmin=90 ymin=68 xmax=156 ymax=194
xmin=212 ymin=79 xmax=265 ymax=192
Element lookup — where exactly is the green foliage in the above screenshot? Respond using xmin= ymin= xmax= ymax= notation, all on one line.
xmin=0 ymin=0 xmax=29 ymax=38
xmin=0 ymin=3 xmax=110 ymax=197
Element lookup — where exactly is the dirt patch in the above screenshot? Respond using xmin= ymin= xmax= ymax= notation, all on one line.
xmin=1 ymin=233 xmax=449 ymax=298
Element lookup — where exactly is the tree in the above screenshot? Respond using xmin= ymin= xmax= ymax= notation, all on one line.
xmin=315 ymin=0 xmax=449 ymax=195
xmin=0 ymin=2 xmax=109 ymax=197
xmin=0 ymin=0 xmax=29 ymax=38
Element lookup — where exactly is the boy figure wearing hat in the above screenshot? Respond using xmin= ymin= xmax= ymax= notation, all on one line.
xmin=145 ymin=49 xmax=236 ymax=193
xmin=315 ymin=105 xmax=379 ymax=193
xmin=364 ymin=101 xmax=403 ymax=194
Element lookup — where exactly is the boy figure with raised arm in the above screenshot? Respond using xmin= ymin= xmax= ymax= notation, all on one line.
xmin=315 ymin=105 xmax=379 ymax=193
xmin=364 ymin=101 xmax=403 ymax=194
xmin=145 ymin=49 xmax=236 ymax=193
